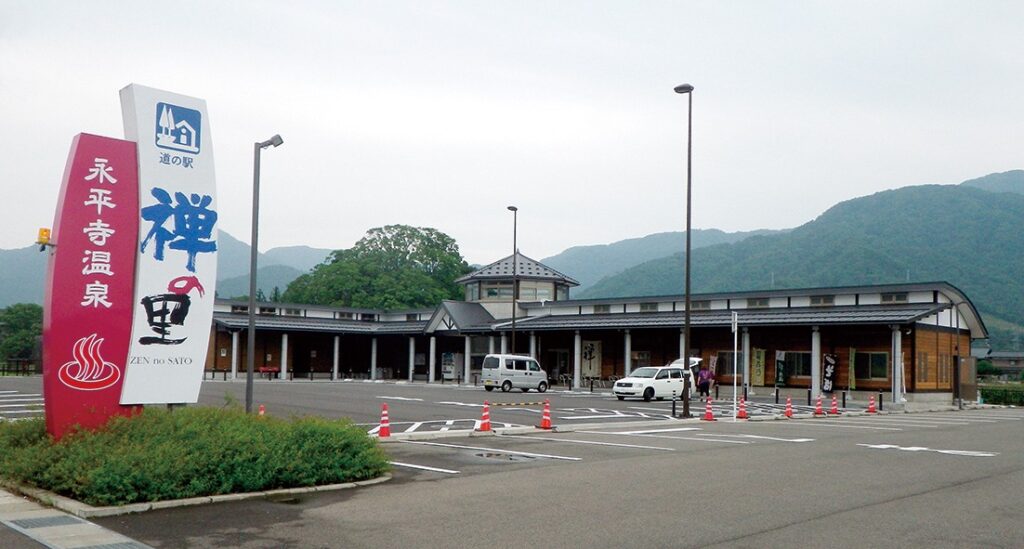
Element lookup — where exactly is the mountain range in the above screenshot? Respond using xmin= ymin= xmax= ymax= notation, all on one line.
xmin=2 ymin=169 xmax=1021 ymax=349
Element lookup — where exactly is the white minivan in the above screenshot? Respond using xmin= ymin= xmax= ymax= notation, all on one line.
xmin=481 ymin=354 xmax=549 ymax=393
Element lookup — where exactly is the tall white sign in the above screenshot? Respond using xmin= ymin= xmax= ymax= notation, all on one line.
xmin=119 ymin=84 xmax=217 ymax=404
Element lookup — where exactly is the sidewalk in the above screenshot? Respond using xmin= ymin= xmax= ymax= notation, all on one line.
xmin=0 ymin=488 xmax=149 ymax=548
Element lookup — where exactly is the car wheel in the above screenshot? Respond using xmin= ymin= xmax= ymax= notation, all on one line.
xmin=616 ymin=396 xmax=625 ymax=401
xmin=643 ymin=388 xmax=654 ymax=402
xmin=501 ymin=380 xmax=512 ymax=392
xmin=656 ymin=397 xmax=664 ymax=401
xmin=537 ymin=381 xmax=548 ymax=393
xmin=484 ymin=386 xmax=494 ymax=392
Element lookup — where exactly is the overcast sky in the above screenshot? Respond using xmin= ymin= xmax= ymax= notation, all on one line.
xmin=2 ymin=1 xmax=1021 ymax=265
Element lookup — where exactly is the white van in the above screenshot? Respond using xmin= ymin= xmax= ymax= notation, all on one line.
xmin=481 ymin=354 xmax=549 ymax=393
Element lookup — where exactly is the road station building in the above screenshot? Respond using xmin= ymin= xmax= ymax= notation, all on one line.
xmin=207 ymin=252 xmax=985 ymax=404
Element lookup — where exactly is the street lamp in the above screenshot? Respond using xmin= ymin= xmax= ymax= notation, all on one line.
xmin=246 ymin=134 xmax=283 ymax=414
xmin=507 ymin=205 xmax=518 ymax=354
xmin=675 ymin=83 xmax=693 ymax=417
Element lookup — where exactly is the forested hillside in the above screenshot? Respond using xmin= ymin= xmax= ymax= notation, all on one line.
xmin=581 ymin=183 xmax=1024 ymax=349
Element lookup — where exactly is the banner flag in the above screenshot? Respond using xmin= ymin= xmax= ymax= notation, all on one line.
xmin=775 ymin=351 xmax=786 ymax=386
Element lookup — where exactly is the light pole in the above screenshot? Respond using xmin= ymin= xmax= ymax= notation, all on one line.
xmin=675 ymin=83 xmax=693 ymax=417
xmin=246 ymin=134 xmax=283 ymax=414
xmin=507 ymin=205 xmax=518 ymax=354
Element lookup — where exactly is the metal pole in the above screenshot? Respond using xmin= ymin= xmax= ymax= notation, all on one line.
xmin=245 ymin=143 xmax=260 ymax=414
xmin=683 ymin=89 xmax=693 ymax=385
xmin=509 ymin=206 xmax=518 ymax=354
xmin=732 ymin=311 xmax=738 ymax=421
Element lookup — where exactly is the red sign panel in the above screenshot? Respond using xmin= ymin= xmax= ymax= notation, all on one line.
xmin=42 ymin=133 xmax=141 ymax=439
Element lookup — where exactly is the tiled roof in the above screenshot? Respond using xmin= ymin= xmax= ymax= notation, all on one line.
xmin=214 ymin=313 xmax=427 ymax=335
xmin=455 ymin=252 xmax=579 ymax=286
xmin=499 ymin=304 xmax=947 ymax=331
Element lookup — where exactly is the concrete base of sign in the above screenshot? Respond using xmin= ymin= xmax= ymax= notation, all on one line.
xmin=0 ymin=474 xmax=391 ymax=518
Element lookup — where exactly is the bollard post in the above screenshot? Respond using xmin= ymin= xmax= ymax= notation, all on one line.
xmin=743 ymin=385 xmax=748 ymax=401
xmin=590 ymin=378 xmax=594 ymax=393
xmin=807 ymin=389 xmax=812 ymax=406
xmin=715 ymin=384 xmax=720 ymax=399
xmin=842 ymin=390 xmax=847 ymax=409
xmin=310 ymin=370 xmax=314 ymax=381
xmin=878 ymin=391 xmax=883 ymax=411
xmin=775 ymin=389 xmax=779 ymax=405
xmin=682 ymin=377 xmax=691 ymax=418
xmin=672 ymin=390 xmax=677 ymax=418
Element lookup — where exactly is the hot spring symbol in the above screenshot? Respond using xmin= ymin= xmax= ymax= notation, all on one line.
xmin=57 ymin=334 xmax=121 ymax=391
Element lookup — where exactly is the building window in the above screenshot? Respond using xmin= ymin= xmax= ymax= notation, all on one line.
xmin=518 ymin=287 xmax=537 ymax=300
xmin=640 ymin=303 xmax=659 ymax=312
xmin=556 ymin=285 xmax=569 ymax=301
xmin=360 ymin=313 xmax=376 ymax=321
xmin=231 ymin=305 xmax=248 ymax=314
xmin=691 ymin=300 xmax=711 ymax=310
xmin=594 ymin=304 xmax=611 ymax=314
xmin=537 ymin=288 xmax=552 ymax=300
xmin=780 ymin=351 xmax=812 ymax=377
xmin=810 ymin=295 xmax=834 ymax=306
xmin=282 ymin=308 xmax=302 ymax=316
xmin=259 ymin=307 xmax=276 ymax=315
xmin=631 ymin=351 xmax=651 ymax=369
xmin=465 ymin=282 xmax=480 ymax=301
xmin=747 ymin=298 xmax=769 ymax=308
xmin=881 ymin=292 xmax=908 ymax=304
xmin=406 ymin=313 xmax=419 ymax=321
xmin=716 ymin=351 xmax=746 ymax=374
xmin=335 ymin=312 xmax=353 ymax=320
xmin=484 ymin=282 xmax=513 ymax=299
xmin=917 ymin=352 xmax=929 ymax=383
xmin=855 ymin=352 xmax=889 ymax=379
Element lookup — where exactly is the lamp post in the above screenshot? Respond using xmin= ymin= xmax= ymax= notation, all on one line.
xmin=507 ymin=205 xmax=518 ymax=354
xmin=246 ymin=134 xmax=283 ymax=414
xmin=675 ymin=83 xmax=693 ymax=417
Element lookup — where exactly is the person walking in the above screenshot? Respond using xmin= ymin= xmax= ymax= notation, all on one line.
xmin=697 ymin=364 xmax=714 ymax=401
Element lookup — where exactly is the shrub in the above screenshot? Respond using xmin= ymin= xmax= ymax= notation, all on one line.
xmin=979 ymin=385 xmax=1024 ymax=406
xmin=976 ymin=360 xmax=1001 ymax=377
xmin=0 ymin=407 xmax=389 ymax=506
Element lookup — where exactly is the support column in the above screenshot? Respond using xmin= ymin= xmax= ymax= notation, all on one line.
xmin=464 ymin=335 xmax=472 ymax=382
xmin=370 ymin=337 xmax=378 ymax=380
xmin=892 ymin=326 xmax=904 ymax=403
xmin=811 ymin=326 xmax=821 ymax=400
xmin=624 ymin=330 xmax=632 ymax=376
xmin=679 ymin=329 xmax=686 ymax=361
xmin=488 ymin=336 xmax=495 ymax=354
xmin=332 ymin=335 xmax=340 ymax=380
xmin=280 ymin=333 xmax=289 ymax=380
xmin=529 ymin=332 xmax=537 ymax=358
xmin=742 ymin=328 xmax=752 ymax=395
xmin=408 ymin=336 xmax=416 ymax=382
xmin=500 ymin=333 xmax=508 ymax=354
xmin=230 ymin=330 xmax=239 ymax=379
xmin=573 ymin=330 xmax=582 ymax=390
xmin=428 ymin=336 xmax=436 ymax=383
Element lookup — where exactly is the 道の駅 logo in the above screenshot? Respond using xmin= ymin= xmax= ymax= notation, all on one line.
xmin=155 ymin=102 xmax=201 ymax=154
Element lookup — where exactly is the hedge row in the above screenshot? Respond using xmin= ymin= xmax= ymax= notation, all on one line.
xmin=979 ymin=385 xmax=1024 ymax=406
xmin=0 ymin=407 xmax=389 ymax=506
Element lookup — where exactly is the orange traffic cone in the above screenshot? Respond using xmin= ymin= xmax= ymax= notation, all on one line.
xmin=702 ymin=397 xmax=716 ymax=421
xmin=258 ymin=404 xmax=265 ymax=416
xmin=737 ymin=397 xmax=748 ymax=420
xmin=830 ymin=394 xmax=840 ymax=415
xmin=378 ymin=403 xmax=391 ymax=438
xmin=538 ymin=399 xmax=552 ymax=430
xmin=814 ymin=394 xmax=824 ymax=416
xmin=867 ymin=395 xmax=877 ymax=414
xmin=784 ymin=396 xmax=793 ymax=418
xmin=477 ymin=401 xmax=492 ymax=432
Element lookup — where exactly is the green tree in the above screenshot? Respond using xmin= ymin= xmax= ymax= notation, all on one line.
xmin=0 ymin=303 xmax=43 ymax=361
xmin=283 ymin=225 xmax=472 ymax=309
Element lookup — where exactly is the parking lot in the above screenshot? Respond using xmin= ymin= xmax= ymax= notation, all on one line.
xmin=4 ymin=376 xmax=1022 ymax=548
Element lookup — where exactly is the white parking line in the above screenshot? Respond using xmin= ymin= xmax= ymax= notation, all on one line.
xmin=607 ymin=427 xmax=703 ymax=435
xmin=377 ymin=396 xmax=424 ymax=401
xmin=390 ymin=461 xmax=460 ymax=474
xmin=437 ymin=401 xmax=484 ymax=408
xmin=0 ymin=393 xmax=41 ymax=398
xmin=0 ymin=410 xmax=43 ymax=414
xmin=0 ymin=399 xmax=44 ymax=404
xmin=440 ymin=420 xmax=455 ymax=432
xmin=577 ymin=430 xmax=751 ymax=445
xmin=504 ymin=435 xmax=676 ymax=451
xmin=404 ymin=422 xmax=424 ymax=433
xmin=857 ymin=443 xmax=998 ymax=457
xmin=838 ymin=419 xmax=940 ymax=428
xmin=695 ymin=434 xmax=815 ymax=443
xmin=849 ymin=417 xmax=972 ymax=426
xmin=401 ymin=440 xmax=582 ymax=461
xmin=773 ymin=420 xmax=902 ymax=431
xmin=0 ymin=403 xmax=44 ymax=408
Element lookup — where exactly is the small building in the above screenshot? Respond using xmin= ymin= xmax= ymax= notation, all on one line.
xmin=207 ymin=253 xmax=986 ymax=404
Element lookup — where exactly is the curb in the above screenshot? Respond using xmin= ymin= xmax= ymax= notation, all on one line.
xmin=0 ymin=474 xmax=392 ymax=518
